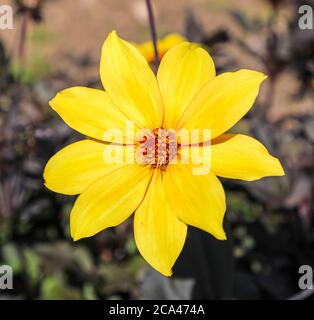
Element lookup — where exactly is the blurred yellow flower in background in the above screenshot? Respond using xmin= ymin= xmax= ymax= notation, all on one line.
xmin=136 ymin=33 xmax=186 ymax=63
xmin=44 ymin=31 xmax=284 ymax=276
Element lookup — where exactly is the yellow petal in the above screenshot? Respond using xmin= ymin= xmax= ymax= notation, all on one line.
xmin=136 ymin=33 xmax=186 ymax=64
xmin=177 ymin=70 xmax=267 ymax=139
xmin=71 ymin=164 xmax=153 ymax=241
xmin=159 ymin=34 xmax=186 ymax=54
xmin=157 ymin=42 xmax=215 ymax=128
xmin=134 ymin=170 xmax=187 ymax=276
xmin=211 ymin=134 xmax=285 ymax=180
xmin=164 ymin=164 xmax=226 ymax=240
xmin=100 ymin=31 xmax=163 ymax=129
xmin=43 ymin=139 xmax=127 ymax=195
xmin=49 ymin=87 xmax=135 ymax=143
xmin=136 ymin=40 xmax=156 ymax=64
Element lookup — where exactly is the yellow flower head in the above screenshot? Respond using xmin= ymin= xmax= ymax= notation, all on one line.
xmin=136 ymin=33 xmax=186 ymax=63
xmin=44 ymin=31 xmax=284 ymax=276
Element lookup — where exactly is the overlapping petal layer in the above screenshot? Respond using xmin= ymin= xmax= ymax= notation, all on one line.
xmin=157 ymin=42 xmax=215 ymax=128
xmin=177 ymin=70 xmax=267 ymax=139
xmin=44 ymin=139 xmax=125 ymax=195
xmin=101 ymin=31 xmax=163 ymax=129
xmin=134 ymin=170 xmax=187 ymax=276
xmin=164 ymin=164 xmax=226 ymax=240
xmin=70 ymin=165 xmax=153 ymax=241
xmin=49 ymin=87 xmax=135 ymax=143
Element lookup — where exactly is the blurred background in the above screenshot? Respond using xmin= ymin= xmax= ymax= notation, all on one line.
xmin=0 ymin=0 xmax=313 ymax=300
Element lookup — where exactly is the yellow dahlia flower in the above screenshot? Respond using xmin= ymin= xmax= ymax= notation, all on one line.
xmin=136 ymin=33 xmax=186 ymax=64
xmin=44 ymin=31 xmax=284 ymax=276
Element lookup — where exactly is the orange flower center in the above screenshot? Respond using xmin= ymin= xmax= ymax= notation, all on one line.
xmin=136 ymin=128 xmax=178 ymax=170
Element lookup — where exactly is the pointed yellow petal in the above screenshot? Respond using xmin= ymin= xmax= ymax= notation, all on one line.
xmin=134 ymin=170 xmax=187 ymax=276
xmin=43 ymin=139 xmax=127 ymax=195
xmin=211 ymin=134 xmax=285 ymax=180
xmin=177 ymin=70 xmax=267 ymax=138
xmin=164 ymin=164 xmax=226 ymax=240
xmin=100 ymin=31 xmax=163 ymax=129
xmin=157 ymin=42 xmax=215 ymax=128
xmin=70 ymin=165 xmax=153 ymax=241
xmin=49 ymin=87 xmax=135 ymax=143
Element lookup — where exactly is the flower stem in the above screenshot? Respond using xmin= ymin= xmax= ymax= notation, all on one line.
xmin=145 ymin=0 xmax=159 ymax=71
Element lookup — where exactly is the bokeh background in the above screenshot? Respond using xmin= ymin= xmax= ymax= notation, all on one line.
xmin=0 ymin=0 xmax=313 ymax=300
